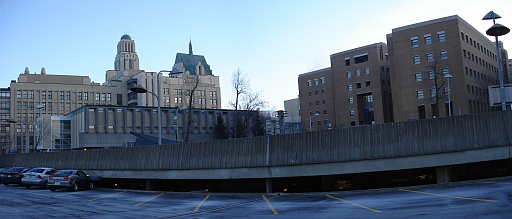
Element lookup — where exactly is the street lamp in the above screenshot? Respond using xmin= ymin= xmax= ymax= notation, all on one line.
xmin=444 ymin=74 xmax=453 ymax=116
xmin=309 ymin=112 xmax=320 ymax=131
xmin=7 ymin=104 xmax=45 ymax=153
xmin=483 ymin=11 xmax=510 ymax=111
xmin=130 ymin=69 xmax=182 ymax=145
xmin=174 ymin=106 xmax=187 ymax=142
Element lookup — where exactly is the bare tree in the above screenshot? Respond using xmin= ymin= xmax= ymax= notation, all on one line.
xmin=229 ymin=68 xmax=249 ymax=111
xmin=424 ymin=58 xmax=449 ymax=118
xmin=183 ymin=74 xmax=200 ymax=143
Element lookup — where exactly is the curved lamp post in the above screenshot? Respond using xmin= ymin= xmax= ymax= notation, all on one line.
xmin=130 ymin=69 xmax=182 ymax=145
xmin=483 ymin=11 xmax=510 ymax=110
xmin=444 ymin=74 xmax=453 ymax=116
xmin=174 ymin=106 xmax=188 ymax=142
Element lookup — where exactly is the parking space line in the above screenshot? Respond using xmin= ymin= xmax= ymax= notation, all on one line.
xmin=89 ymin=190 xmax=127 ymax=202
xmin=194 ymin=194 xmax=211 ymax=212
xmin=261 ymin=195 xmax=278 ymax=215
xmin=134 ymin=192 xmax=167 ymax=206
xmin=397 ymin=188 xmax=497 ymax=202
xmin=326 ymin=194 xmax=381 ymax=213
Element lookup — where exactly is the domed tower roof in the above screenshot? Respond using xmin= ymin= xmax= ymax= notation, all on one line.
xmin=120 ymin=34 xmax=132 ymax=40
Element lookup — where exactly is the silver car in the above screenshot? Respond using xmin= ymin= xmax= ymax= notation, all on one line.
xmin=21 ymin=167 xmax=58 ymax=189
xmin=48 ymin=170 xmax=94 ymax=192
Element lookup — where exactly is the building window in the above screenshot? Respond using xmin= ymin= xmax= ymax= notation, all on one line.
xmin=355 ymin=69 xmax=361 ymax=77
xmin=309 ymin=102 xmax=312 ymax=106
xmin=364 ymin=67 xmax=370 ymax=75
xmin=424 ymin=34 xmax=432 ymax=45
xmin=23 ymin=90 xmax=28 ymax=99
xmin=322 ymin=99 xmax=327 ymax=104
xmin=426 ymin=53 xmax=434 ymax=62
xmin=323 ymin=110 xmax=328 ymax=115
xmin=321 ymin=88 xmax=325 ymax=94
xmin=440 ymin=50 xmax=448 ymax=59
xmin=354 ymin=54 xmax=368 ymax=64
xmin=417 ymin=90 xmax=424 ymax=99
xmin=16 ymin=90 xmax=21 ymax=98
xmin=345 ymin=58 xmax=350 ymax=66
xmin=415 ymin=73 xmax=422 ymax=82
xmin=350 ymin=110 xmax=355 ymax=116
xmin=107 ymin=93 xmax=112 ymax=102
xmin=65 ymin=91 xmax=70 ymax=100
xmin=413 ymin=55 xmax=420 ymax=64
xmin=429 ymin=70 xmax=435 ymax=80
xmin=438 ymin=31 xmax=446 ymax=42
xmin=315 ymin=90 xmax=319 ymax=95
xmin=356 ymin=83 xmax=361 ymax=89
xmin=42 ymin=91 xmax=46 ymax=99
xmin=349 ymin=97 xmax=354 ymax=104
xmin=442 ymin=68 xmax=449 ymax=76
xmin=411 ymin=37 xmax=419 ymax=47
xmin=320 ymin=77 xmax=325 ymax=84
xmin=174 ymin=97 xmax=182 ymax=104
xmin=77 ymin=92 xmax=82 ymax=100
xmin=29 ymin=90 xmax=34 ymax=99
xmin=347 ymin=84 xmax=352 ymax=91
xmin=83 ymin=92 xmax=88 ymax=100
xmin=101 ymin=93 xmax=106 ymax=101
xmin=346 ymin=71 xmax=352 ymax=78
xmin=430 ymin=87 xmax=437 ymax=97
xmin=315 ymin=100 xmax=319 ymax=105
xmin=307 ymin=80 xmax=312 ymax=86
xmin=365 ymin=81 xmax=371 ymax=87
xmin=59 ymin=91 xmax=64 ymax=100
xmin=308 ymin=91 xmax=312 ymax=96
xmin=95 ymin=93 xmax=100 ymax=101
xmin=314 ymin=79 xmax=318 ymax=85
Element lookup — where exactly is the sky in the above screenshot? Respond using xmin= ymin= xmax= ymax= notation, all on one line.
xmin=1 ymin=0 xmax=511 ymax=110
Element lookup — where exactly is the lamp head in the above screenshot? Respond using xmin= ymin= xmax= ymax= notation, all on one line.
xmin=486 ymin=23 xmax=510 ymax=37
xmin=130 ymin=84 xmax=148 ymax=93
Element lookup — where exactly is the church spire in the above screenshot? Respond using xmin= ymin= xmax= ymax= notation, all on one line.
xmin=189 ymin=38 xmax=193 ymax=55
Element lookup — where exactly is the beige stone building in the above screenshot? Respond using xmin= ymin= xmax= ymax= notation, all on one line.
xmin=387 ymin=15 xmax=508 ymax=121
xmin=2 ymin=34 xmax=222 ymax=153
xmin=298 ymin=67 xmax=335 ymax=131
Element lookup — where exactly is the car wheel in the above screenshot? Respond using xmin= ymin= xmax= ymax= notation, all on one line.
xmin=25 ymin=185 xmax=31 ymax=189
xmin=89 ymin=182 xmax=94 ymax=190
xmin=50 ymin=187 xmax=56 ymax=192
xmin=43 ymin=181 xmax=48 ymax=189
xmin=69 ymin=182 xmax=78 ymax=192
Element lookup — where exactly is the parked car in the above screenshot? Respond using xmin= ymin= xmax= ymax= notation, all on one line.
xmin=1 ymin=167 xmax=30 ymax=186
xmin=0 ymin=167 xmax=10 ymax=183
xmin=48 ymin=170 xmax=94 ymax=192
xmin=21 ymin=167 xmax=58 ymax=189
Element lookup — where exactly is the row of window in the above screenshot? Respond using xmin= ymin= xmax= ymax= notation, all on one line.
xmin=346 ymin=67 xmax=370 ymax=78
xmin=460 ymin=31 xmax=497 ymax=61
xmin=414 ymin=68 xmax=450 ymax=82
xmin=465 ymin=66 xmax=497 ymax=84
xmin=347 ymin=81 xmax=371 ymax=91
xmin=307 ymin=77 xmax=326 ymax=86
xmin=467 ymin=84 xmax=487 ymax=97
xmin=412 ymin=50 xmax=448 ymax=64
xmin=16 ymin=90 xmax=114 ymax=102
xmin=411 ymin=31 xmax=445 ymax=47
xmin=309 ymin=99 xmax=328 ymax=106
xmin=166 ymin=97 xmax=218 ymax=106
xmin=167 ymin=89 xmax=217 ymax=97
xmin=308 ymin=88 xmax=326 ymax=96
xmin=416 ymin=86 xmax=450 ymax=99
xmin=463 ymin=49 xmax=497 ymax=73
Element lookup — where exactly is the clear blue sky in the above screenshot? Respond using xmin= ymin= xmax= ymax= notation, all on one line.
xmin=1 ymin=0 xmax=511 ymax=110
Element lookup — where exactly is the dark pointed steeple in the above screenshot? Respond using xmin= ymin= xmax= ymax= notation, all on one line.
xmin=189 ymin=38 xmax=193 ymax=55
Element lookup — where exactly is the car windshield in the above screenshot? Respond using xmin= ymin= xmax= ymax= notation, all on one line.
xmin=55 ymin=170 xmax=74 ymax=175
xmin=28 ymin=168 xmax=45 ymax=173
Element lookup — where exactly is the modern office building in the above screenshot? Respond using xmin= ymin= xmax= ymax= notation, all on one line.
xmin=3 ymin=34 xmax=223 ymax=153
xmin=298 ymin=43 xmax=393 ymax=130
xmin=330 ymin=43 xmax=393 ymax=127
xmin=34 ymin=105 xmax=248 ymax=151
xmin=387 ymin=15 xmax=508 ymax=121
xmin=298 ymin=67 xmax=335 ymax=131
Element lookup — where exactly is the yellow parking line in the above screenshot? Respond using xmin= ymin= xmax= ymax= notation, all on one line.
xmin=89 ymin=190 xmax=127 ymax=201
xmin=261 ymin=195 xmax=278 ymax=215
xmin=134 ymin=192 xmax=167 ymax=206
xmin=397 ymin=188 xmax=497 ymax=202
xmin=194 ymin=194 xmax=211 ymax=212
xmin=326 ymin=194 xmax=381 ymax=213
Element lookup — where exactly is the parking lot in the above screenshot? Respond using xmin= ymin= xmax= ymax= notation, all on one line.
xmin=1 ymin=177 xmax=511 ymax=218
